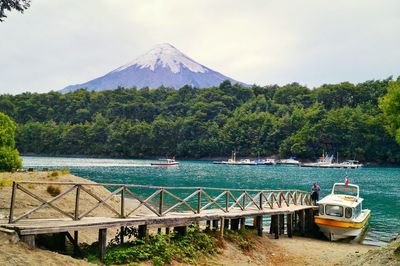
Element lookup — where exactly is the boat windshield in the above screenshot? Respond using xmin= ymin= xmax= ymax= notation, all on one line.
xmin=332 ymin=184 xmax=359 ymax=198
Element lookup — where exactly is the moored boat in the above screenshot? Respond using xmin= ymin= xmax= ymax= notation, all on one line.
xmin=315 ymin=182 xmax=371 ymax=241
xmin=151 ymin=158 xmax=179 ymax=166
xmin=278 ymin=157 xmax=300 ymax=166
xmin=300 ymin=154 xmax=334 ymax=168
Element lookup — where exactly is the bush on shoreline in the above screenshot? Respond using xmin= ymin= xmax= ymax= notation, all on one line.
xmin=82 ymin=227 xmax=218 ymax=265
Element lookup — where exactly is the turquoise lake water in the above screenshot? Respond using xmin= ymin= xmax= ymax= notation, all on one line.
xmin=22 ymin=156 xmax=399 ymax=245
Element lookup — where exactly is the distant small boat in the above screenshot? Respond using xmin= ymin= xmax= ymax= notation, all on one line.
xmin=315 ymin=182 xmax=371 ymax=241
xmin=278 ymin=157 xmax=300 ymax=166
xmin=338 ymin=160 xmax=363 ymax=169
xmin=300 ymin=154 xmax=334 ymax=168
xmin=151 ymin=158 xmax=179 ymax=166
xmin=213 ymin=152 xmax=275 ymax=166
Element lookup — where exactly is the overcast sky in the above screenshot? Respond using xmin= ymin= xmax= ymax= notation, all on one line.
xmin=1 ymin=0 xmax=399 ymax=94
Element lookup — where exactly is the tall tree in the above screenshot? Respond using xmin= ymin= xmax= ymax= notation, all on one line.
xmin=380 ymin=81 xmax=400 ymax=144
xmin=0 ymin=0 xmax=31 ymax=21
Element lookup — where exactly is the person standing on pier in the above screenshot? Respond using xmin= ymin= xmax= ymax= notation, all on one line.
xmin=311 ymin=182 xmax=321 ymax=205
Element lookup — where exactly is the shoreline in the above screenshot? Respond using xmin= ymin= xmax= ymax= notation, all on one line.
xmin=20 ymin=154 xmax=400 ymax=167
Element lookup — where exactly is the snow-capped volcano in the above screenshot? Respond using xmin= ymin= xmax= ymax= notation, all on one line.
xmin=61 ymin=43 xmax=244 ymax=92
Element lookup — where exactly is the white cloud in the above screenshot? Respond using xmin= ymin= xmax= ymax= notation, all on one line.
xmin=0 ymin=0 xmax=399 ymax=94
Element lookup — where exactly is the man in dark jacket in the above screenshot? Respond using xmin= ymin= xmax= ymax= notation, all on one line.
xmin=311 ymin=182 xmax=321 ymax=205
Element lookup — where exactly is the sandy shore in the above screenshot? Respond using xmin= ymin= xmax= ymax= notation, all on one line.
xmin=0 ymin=171 xmax=395 ymax=266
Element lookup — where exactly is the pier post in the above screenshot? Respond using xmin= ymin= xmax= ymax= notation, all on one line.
xmin=255 ymin=216 xmax=263 ymax=236
xmin=240 ymin=217 xmax=246 ymax=230
xmin=306 ymin=209 xmax=314 ymax=233
xmin=274 ymin=215 xmax=280 ymax=239
xmin=231 ymin=218 xmax=239 ymax=230
xmin=287 ymin=213 xmax=293 ymax=238
xmin=300 ymin=209 xmax=305 ymax=236
xmin=279 ymin=214 xmax=285 ymax=235
xmin=138 ymin=224 xmax=148 ymax=240
xmin=98 ymin=228 xmax=107 ymax=262
xmin=220 ymin=217 xmax=225 ymax=238
xmin=20 ymin=235 xmax=35 ymax=248
xmin=74 ymin=231 xmax=79 ymax=255
xmin=212 ymin=219 xmax=219 ymax=230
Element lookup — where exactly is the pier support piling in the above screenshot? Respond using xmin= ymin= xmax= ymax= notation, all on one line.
xmin=21 ymin=234 xmax=36 ymax=248
xmin=255 ymin=215 xmax=263 ymax=236
xmin=275 ymin=215 xmax=280 ymax=239
xmin=299 ymin=209 xmax=305 ymax=236
xmin=240 ymin=218 xmax=246 ymax=230
xmin=279 ymin=214 xmax=285 ymax=235
xmin=219 ymin=217 xmax=225 ymax=238
xmin=287 ymin=213 xmax=293 ymax=238
xmin=98 ymin=228 xmax=107 ymax=262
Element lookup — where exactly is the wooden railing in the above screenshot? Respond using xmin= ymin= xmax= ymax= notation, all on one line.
xmin=8 ymin=181 xmax=311 ymax=224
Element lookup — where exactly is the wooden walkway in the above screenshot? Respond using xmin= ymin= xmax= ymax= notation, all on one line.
xmin=0 ymin=181 xmax=318 ymax=261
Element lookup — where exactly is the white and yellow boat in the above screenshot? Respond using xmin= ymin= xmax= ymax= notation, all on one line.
xmin=315 ymin=182 xmax=371 ymax=241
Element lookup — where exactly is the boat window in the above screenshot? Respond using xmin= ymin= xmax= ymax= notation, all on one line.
xmin=354 ymin=203 xmax=362 ymax=217
xmin=319 ymin=204 xmax=324 ymax=215
xmin=345 ymin=207 xmax=352 ymax=218
xmin=325 ymin=205 xmax=343 ymax=217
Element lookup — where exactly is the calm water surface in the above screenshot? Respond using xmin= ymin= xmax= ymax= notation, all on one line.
xmin=23 ymin=156 xmax=400 ymax=245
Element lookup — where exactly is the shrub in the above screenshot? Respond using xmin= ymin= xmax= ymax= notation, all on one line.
xmin=50 ymin=171 xmax=59 ymax=177
xmin=0 ymin=147 xmax=22 ymax=172
xmin=61 ymin=167 xmax=70 ymax=174
xmin=225 ymin=229 xmax=255 ymax=252
xmin=46 ymin=185 xmax=61 ymax=197
xmin=0 ymin=113 xmax=22 ymax=172
xmin=84 ymin=226 xmax=219 ymax=265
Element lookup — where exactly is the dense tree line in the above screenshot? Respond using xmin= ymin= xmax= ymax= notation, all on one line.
xmin=0 ymin=112 xmax=22 ymax=171
xmin=1 ymin=78 xmax=400 ymax=163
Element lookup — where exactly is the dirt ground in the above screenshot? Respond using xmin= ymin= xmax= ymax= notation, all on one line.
xmin=0 ymin=171 xmax=395 ymax=266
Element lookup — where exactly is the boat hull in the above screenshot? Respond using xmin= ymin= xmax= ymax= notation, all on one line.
xmin=315 ymin=210 xmax=371 ymax=241
xmin=151 ymin=162 xmax=179 ymax=166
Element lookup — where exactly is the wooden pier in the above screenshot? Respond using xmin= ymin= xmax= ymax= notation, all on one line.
xmin=0 ymin=181 xmax=318 ymax=261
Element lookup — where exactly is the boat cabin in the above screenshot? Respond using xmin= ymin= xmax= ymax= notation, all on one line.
xmin=318 ymin=183 xmax=363 ymax=220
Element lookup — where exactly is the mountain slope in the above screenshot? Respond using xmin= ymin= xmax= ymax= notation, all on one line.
xmin=61 ymin=43 xmax=244 ymax=92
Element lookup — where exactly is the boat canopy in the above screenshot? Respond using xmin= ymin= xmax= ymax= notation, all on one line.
xmin=331 ymin=183 xmax=359 ymax=198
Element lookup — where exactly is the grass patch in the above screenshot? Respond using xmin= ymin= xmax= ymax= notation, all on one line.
xmin=0 ymin=179 xmax=13 ymax=188
xmin=61 ymin=167 xmax=70 ymax=174
xmin=82 ymin=226 xmax=219 ymax=265
xmin=46 ymin=185 xmax=61 ymax=197
xmin=224 ymin=229 xmax=255 ymax=252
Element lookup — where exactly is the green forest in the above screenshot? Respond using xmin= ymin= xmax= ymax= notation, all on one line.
xmin=1 ymin=78 xmax=400 ymax=164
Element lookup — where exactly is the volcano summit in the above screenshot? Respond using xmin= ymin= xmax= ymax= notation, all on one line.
xmin=61 ymin=43 xmax=244 ymax=92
